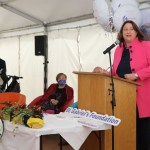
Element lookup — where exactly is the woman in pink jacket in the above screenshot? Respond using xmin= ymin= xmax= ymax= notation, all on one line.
xmin=94 ymin=20 xmax=150 ymax=150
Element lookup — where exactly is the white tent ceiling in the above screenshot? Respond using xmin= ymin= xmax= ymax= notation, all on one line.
xmin=0 ymin=0 xmax=149 ymax=34
xmin=0 ymin=0 xmax=93 ymax=33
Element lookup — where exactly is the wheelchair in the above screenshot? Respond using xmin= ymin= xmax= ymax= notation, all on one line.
xmin=0 ymin=119 xmax=4 ymax=139
xmin=0 ymin=73 xmax=23 ymax=139
xmin=0 ymin=72 xmax=23 ymax=93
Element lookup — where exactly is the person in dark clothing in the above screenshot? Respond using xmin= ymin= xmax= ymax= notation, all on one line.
xmin=29 ymin=73 xmax=74 ymax=114
xmin=0 ymin=58 xmax=6 ymax=74
xmin=0 ymin=58 xmax=7 ymax=91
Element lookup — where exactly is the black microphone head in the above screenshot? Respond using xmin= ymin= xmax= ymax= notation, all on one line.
xmin=103 ymin=40 xmax=120 ymax=54
xmin=115 ymin=40 xmax=120 ymax=45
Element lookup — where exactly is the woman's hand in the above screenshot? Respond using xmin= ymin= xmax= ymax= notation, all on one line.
xmin=124 ymin=73 xmax=138 ymax=81
xmin=51 ymin=99 xmax=59 ymax=105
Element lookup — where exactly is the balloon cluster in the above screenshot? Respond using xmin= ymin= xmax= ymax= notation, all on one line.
xmin=139 ymin=3 xmax=150 ymax=40
xmin=93 ymin=0 xmax=150 ymax=40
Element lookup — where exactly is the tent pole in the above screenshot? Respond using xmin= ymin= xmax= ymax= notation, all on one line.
xmin=43 ymin=25 xmax=48 ymax=93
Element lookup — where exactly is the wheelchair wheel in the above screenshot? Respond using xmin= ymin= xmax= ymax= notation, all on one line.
xmin=0 ymin=119 xmax=4 ymax=139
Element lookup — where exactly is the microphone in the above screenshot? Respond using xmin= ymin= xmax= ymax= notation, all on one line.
xmin=103 ymin=40 xmax=120 ymax=54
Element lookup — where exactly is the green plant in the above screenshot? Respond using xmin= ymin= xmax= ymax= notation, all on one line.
xmin=0 ymin=102 xmax=43 ymax=127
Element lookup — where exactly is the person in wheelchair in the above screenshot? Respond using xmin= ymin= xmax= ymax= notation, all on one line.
xmin=29 ymin=73 xmax=74 ymax=114
xmin=0 ymin=58 xmax=8 ymax=92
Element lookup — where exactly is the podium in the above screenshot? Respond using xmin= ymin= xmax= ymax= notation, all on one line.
xmin=74 ymin=71 xmax=139 ymax=150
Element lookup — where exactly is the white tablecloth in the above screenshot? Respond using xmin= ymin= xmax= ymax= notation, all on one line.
xmin=0 ymin=114 xmax=111 ymax=150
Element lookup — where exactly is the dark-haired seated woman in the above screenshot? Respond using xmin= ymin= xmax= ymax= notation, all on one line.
xmin=29 ymin=73 xmax=74 ymax=114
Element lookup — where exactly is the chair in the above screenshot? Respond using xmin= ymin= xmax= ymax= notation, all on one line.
xmin=69 ymin=101 xmax=78 ymax=108
xmin=28 ymin=95 xmax=74 ymax=112
xmin=28 ymin=95 xmax=42 ymax=107
xmin=60 ymin=98 xmax=74 ymax=112
xmin=0 ymin=92 xmax=26 ymax=110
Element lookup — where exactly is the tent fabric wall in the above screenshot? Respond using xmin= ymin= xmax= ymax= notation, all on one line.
xmin=20 ymin=35 xmax=44 ymax=103
xmin=0 ymin=23 xmax=117 ymax=104
xmin=0 ymin=37 xmax=19 ymax=75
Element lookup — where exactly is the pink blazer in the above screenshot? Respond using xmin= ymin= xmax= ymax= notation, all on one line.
xmin=112 ymin=37 xmax=150 ymax=118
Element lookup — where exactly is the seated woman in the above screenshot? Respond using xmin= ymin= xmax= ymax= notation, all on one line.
xmin=29 ymin=73 xmax=74 ymax=114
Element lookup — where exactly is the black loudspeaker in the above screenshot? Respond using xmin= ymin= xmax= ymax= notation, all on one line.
xmin=35 ymin=35 xmax=47 ymax=56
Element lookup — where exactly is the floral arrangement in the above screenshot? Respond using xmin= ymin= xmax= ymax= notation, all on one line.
xmin=0 ymin=102 xmax=44 ymax=128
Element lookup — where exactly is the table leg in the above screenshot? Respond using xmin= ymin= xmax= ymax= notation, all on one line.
xmin=40 ymin=135 xmax=43 ymax=150
xmin=94 ymin=131 xmax=102 ymax=150
xmin=59 ymin=135 xmax=63 ymax=150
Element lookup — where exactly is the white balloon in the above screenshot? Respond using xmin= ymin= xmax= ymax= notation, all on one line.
xmin=139 ymin=3 xmax=150 ymax=26
xmin=111 ymin=0 xmax=138 ymax=14
xmin=141 ymin=9 xmax=150 ymax=26
xmin=140 ymin=24 xmax=150 ymax=41
xmin=139 ymin=3 xmax=150 ymax=40
xmin=93 ymin=0 xmax=114 ymax=32
xmin=113 ymin=5 xmax=141 ymax=31
xmin=139 ymin=3 xmax=150 ymax=10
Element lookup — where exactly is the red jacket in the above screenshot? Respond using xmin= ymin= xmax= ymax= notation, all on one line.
xmin=35 ymin=83 xmax=74 ymax=107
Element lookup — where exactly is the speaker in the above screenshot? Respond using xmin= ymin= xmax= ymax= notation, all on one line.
xmin=35 ymin=35 xmax=47 ymax=56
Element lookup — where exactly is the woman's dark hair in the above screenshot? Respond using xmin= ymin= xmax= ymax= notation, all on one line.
xmin=118 ymin=20 xmax=145 ymax=44
xmin=56 ymin=73 xmax=67 ymax=81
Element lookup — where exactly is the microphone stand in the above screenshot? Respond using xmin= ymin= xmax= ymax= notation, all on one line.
xmin=108 ymin=51 xmax=116 ymax=150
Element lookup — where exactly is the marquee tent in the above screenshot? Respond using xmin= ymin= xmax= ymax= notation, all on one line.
xmin=0 ymin=0 xmax=149 ymax=103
